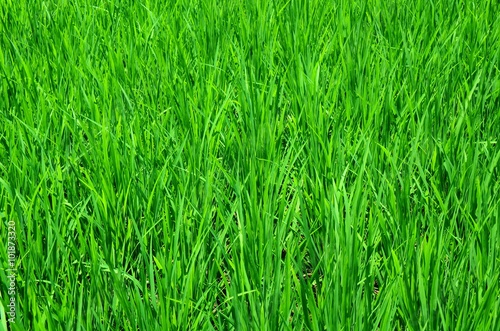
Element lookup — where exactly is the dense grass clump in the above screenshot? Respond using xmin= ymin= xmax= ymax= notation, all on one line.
xmin=1 ymin=0 xmax=499 ymax=330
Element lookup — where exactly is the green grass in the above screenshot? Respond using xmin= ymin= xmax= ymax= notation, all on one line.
xmin=1 ymin=0 xmax=500 ymax=329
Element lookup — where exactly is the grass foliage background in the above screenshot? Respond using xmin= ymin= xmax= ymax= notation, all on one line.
xmin=1 ymin=0 xmax=500 ymax=329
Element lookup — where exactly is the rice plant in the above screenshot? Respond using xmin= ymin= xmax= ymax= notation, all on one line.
xmin=0 ymin=0 xmax=499 ymax=330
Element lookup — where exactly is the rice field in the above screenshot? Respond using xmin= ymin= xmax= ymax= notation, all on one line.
xmin=1 ymin=0 xmax=500 ymax=330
